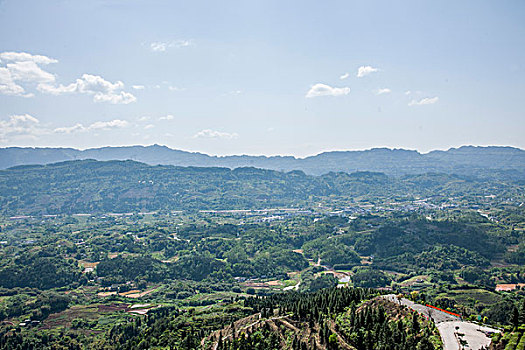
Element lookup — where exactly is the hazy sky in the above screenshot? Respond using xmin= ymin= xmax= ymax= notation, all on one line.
xmin=0 ymin=0 xmax=524 ymax=156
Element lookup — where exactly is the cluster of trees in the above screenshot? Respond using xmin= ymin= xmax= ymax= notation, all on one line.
xmin=352 ymin=269 xmax=391 ymax=288
xmin=215 ymin=323 xmax=282 ymax=350
xmin=335 ymin=304 xmax=437 ymax=350
xmin=0 ymin=290 xmax=70 ymax=321
xmin=92 ymin=303 xmax=249 ymax=349
xmin=0 ymin=248 xmax=82 ymax=290
xmin=302 ymin=238 xmax=361 ymax=269
xmin=95 ymin=249 xmax=306 ymax=285
xmin=299 ymin=272 xmax=339 ymax=292
xmin=0 ymin=329 xmax=84 ymax=350
xmin=488 ymin=299 xmax=525 ymax=349
xmin=506 ymin=242 xmax=525 ymax=265
xmin=96 ymin=255 xmax=169 ymax=284
xmin=244 ymin=287 xmax=377 ymax=321
xmin=354 ymin=220 xmax=503 ymax=260
xmin=224 ymin=287 xmax=438 ymax=350
xmin=350 ymin=219 xmax=505 ymax=278
xmin=415 ymin=245 xmax=489 ymax=270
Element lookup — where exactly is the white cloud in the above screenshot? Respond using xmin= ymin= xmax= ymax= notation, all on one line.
xmin=0 ymin=52 xmax=134 ymax=103
xmin=144 ymin=124 xmax=155 ymax=130
xmin=38 ymin=74 xmax=136 ymax=104
xmin=179 ymin=40 xmax=193 ymax=47
xmin=0 ymin=51 xmax=57 ymax=96
xmin=168 ymin=86 xmax=185 ymax=91
xmin=9 ymin=114 xmax=40 ymax=124
xmin=405 ymin=90 xmax=411 ymax=95
xmin=53 ymin=119 xmax=129 ymax=134
xmin=6 ymin=61 xmax=55 ymax=83
xmin=150 ymin=42 xmax=169 ymax=52
xmin=193 ymin=129 xmax=239 ymax=139
xmin=150 ymin=39 xmax=193 ymax=52
xmin=0 ymin=114 xmax=131 ymax=142
xmin=93 ymin=90 xmax=136 ymax=104
xmin=89 ymin=119 xmax=129 ymax=130
xmin=0 ymin=114 xmax=44 ymax=141
xmin=0 ymin=52 xmax=57 ymax=65
xmin=306 ymin=83 xmax=350 ymax=98
xmin=0 ymin=67 xmax=26 ymax=96
xmin=52 ymin=123 xmax=85 ymax=134
xmin=173 ymin=39 xmax=193 ymax=48
xmin=356 ymin=65 xmax=378 ymax=78
xmin=132 ymin=85 xmax=145 ymax=90
xmin=138 ymin=116 xmax=150 ymax=122
xmin=408 ymin=96 xmax=439 ymax=106
xmin=159 ymin=114 xmax=174 ymax=120
xmin=339 ymin=72 xmax=349 ymax=80
xmin=375 ymin=88 xmax=391 ymax=95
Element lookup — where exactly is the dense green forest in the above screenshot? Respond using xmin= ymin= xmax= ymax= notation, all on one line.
xmin=0 ymin=159 xmax=523 ymax=215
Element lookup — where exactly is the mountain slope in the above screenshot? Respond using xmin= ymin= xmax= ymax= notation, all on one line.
xmin=0 ymin=159 xmax=518 ymax=215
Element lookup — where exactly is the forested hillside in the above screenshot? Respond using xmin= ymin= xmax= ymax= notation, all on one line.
xmin=0 ymin=287 xmax=442 ymax=350
xmin=0 ymin=159 xmax=521 ymax=215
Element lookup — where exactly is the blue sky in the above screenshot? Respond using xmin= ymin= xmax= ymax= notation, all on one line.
xmin=0 ymin=0 xmax=524 ymax=156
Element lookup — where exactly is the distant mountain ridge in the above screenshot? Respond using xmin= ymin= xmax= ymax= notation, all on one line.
xmin=1 ymin=145 xmax=524 ymax=176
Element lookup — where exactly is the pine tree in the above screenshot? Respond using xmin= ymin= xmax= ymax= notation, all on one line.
xmin=512 ymin=306 xmax=520 ymax=328
xmin=519 ymin=299 xmax=525 ymax=325
xmin=412 ymin=312 xmax=420 ymax=334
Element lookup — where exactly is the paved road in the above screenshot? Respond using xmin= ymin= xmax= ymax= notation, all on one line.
xmin=383 ymin=294 xmax=458 ymax=323
xmin=383 ymin=295 xmax=499 ymax=350
xmin=437 ymin=321 xmax=498 ymax=350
